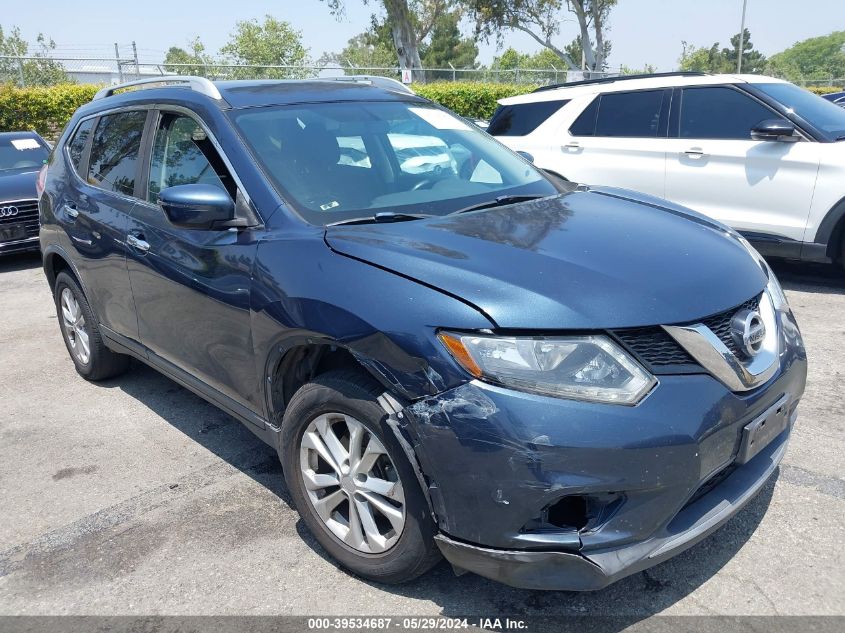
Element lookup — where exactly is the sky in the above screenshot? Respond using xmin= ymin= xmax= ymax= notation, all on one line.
xmin=4 ymin=0 xmax=844 ymax=71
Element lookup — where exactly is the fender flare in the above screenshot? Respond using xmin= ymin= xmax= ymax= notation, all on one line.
xmin=41 ymin=244 xmax=88 ymax=295
xmin=813 ymin=196 xmax=845 ymax=258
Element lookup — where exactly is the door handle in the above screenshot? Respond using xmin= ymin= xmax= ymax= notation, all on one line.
xmin=683 ymin=147 xmax=706 ymax=158
xmin=563 ymin=141 xmax=581 ymax=150
xmin=62 ymin=203 xmax=79 ymax=219
xmin=127 ymin=234 xmax=150 ymax=253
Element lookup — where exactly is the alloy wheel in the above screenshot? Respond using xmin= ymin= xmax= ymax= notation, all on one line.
xmin=60 ymin=288 xmax=90 ymax=365
xmin=299 ymin=412 xmax=405 ymax=554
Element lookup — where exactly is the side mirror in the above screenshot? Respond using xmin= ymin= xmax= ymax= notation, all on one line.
xmin=158 ymin=184 xmax=235 ymax=230
xmin=516 ymin=150 xmax=535 ymax=163
xmin=751 ymin=119 xmax=798 ymax=143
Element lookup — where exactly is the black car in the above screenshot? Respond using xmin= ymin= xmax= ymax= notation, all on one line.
xmin=38 ymin=76 xmax=806 ymax=590
xmin=0 ymin=131 xmax=49 ymax=255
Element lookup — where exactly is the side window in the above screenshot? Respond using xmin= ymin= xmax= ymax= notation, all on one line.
xmin=487 ymin=100 xmax=569 ymax=136
xmin=148 ymin=113 xmax=235 ymax=203
xmin=67 ymin=118 xmax=95 ymax=175
xmin=569 ymin=97 xmax=599 ymax=136
xmin=680 ymin=87 xmax=782 ymax=140
xmin=87 ymin=111 xmax=147 ymax=196
xmin=594 ymin=90 xmax=664 ymax=137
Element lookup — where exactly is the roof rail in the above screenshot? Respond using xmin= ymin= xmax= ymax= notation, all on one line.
xmin=319 ymin=75 xmax=414 ymax=95
xmin=93 ymin=76 xmax=224 ymax=102
xmin=533 ymin=71 xmax=709 ymax=93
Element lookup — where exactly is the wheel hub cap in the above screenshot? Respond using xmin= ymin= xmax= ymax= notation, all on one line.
xmin=60 ymin=288 xmax=90 ymax=365
xmin=299 ymin=412 xmax=406 ymax=554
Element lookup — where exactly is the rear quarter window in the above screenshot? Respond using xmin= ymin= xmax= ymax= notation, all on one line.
xmin=487 ymin=100 xmax=569 ymax=136
xmin=66 ymin=118 xmax=95 ymax=175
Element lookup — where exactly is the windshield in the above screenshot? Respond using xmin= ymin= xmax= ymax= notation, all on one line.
xmin=0 ymin=135 xmax=49 ymax=172
xmin=231 ymin=101 xmax=556 ymax=225
xmin=755 ymin=83 xmax=845 ymax=139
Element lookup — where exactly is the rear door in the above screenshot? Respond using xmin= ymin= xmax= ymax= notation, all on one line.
xmin=59 ymin=110 xmax=151 ymax=342
xmin=664 ymin=85 xmax=820 ymax=241
xmin=560 ymin=89 xmax=670 ymax=196
xmin=125 ymin=109 xmax=261 ymax=416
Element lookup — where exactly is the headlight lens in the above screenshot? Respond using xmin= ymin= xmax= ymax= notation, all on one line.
xmin=765 ymin=265 xmax=788 ymax=311
xmin=438 ymin=332 xmax=656 ymax=404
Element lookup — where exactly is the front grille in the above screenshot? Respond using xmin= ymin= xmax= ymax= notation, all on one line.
xmin=615 ymin=327 xmax=695 ymax=367
xmin=0 ymin=199 xmax=39 ymax=239
xmin=613 ymin=294 xmax=762 ymax=371
xmin=701 ymin=295 xmax=761 ymax=360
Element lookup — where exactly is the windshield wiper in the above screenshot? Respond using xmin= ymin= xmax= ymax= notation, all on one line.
xmin=450 ymin=194 xmax=553 ymax=215
xmin=327 ymin=212 xmax=434 ymax=227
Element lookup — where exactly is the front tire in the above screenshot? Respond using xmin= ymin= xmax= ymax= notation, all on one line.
xmin=53 ymin=271 xmax=129 ymax=381
xmin=280 ymin=370 xmax=441 ymax=584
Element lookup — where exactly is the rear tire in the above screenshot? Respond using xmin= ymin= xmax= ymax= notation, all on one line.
xmin=53 ymin=271 xmax=129 ymax=381
xmin=280 ymin=370 xmax=441 ymax=584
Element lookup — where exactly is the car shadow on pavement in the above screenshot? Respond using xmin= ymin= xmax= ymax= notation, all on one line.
xmin=769 ymin=259 xmax=845 ymax=295
xmin=0 ymin=251 xmax=42 ymax=274
xmin=101 ymin=362 xmax=292 ymax=507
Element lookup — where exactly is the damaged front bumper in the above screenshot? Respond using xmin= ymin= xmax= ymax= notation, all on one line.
xmin=391 ymin=335 xmax=806 ymax=591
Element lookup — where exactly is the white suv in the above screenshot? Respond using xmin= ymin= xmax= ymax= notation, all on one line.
xmin=489 ymin=72 xmax=845 ymax=266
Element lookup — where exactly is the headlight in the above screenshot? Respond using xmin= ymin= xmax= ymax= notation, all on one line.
xmin=438 ymin=332 xmax=656 ymax=405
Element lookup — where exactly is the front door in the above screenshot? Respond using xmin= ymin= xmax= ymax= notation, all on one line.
xmin=125 ymin=110 xmax=261 ymax=415
xmin=664 ymin=85 xmax=820 ymax=242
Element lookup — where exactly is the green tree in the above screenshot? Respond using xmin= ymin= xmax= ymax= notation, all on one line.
xmin=679 ymin=41 xmax=728 ymax=73
xmin=722 ymin=29 xmax=766 ymax=73
xmin=220 ymin=15 xmax=312 ymax=79
xmin=467 ymin=1 xmax=616 ymax=71
xmin=322 ymin=1 xmax=451 ymax=82
xmin=0 ymin=26 xmax=69 ymax=86
xmin=564 ymin=34 xmax=610 ymax=70
xmin=163 ymin=37 xmax=216 ymax=76
xmin=323 ymin=32 xmax=398 ymax=76
xmin=766 ymin=31 xmax=845 ymax=81
xmin=420 ymin=10 xmax=478 ymax=68
xmin=679 ymin=30 xmax=766 ymax=74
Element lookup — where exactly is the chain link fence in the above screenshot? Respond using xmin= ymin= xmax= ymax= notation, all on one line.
xmin=3 ymin=54 xmax=842 ymax=90
xmin=0 ymin=55 xmax=609 ymax=87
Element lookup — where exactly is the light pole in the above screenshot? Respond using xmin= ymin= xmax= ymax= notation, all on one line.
xmin=737 ymin=0 xmax=748 ymax=73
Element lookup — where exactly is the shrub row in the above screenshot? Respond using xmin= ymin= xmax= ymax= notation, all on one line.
xmin=0 ymin=83 xmax=97 ymax=140
xmin=413 ymin=82 xmax=535 ymax=119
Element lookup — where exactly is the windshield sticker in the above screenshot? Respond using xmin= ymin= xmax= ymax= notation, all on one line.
xmin=11 ymin=138 xmax=41 ymax=150
xmin=320 ymin=201 xmax=340 ymax=211
xmin=409 ymin=108 xmax=471 ymax=131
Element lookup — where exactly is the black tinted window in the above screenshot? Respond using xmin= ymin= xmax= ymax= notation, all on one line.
xmin=569 ymin=97 xmax=599 ymax=136
xmin=680 ymin=87 xmax=780 ymax=139
xmin=487 ymin=100 xmax=569 ymax=136
xmin=87 ymin=111 xmax=147 ymax=196
xmin=595 ymin=90 xmax=664 ymax=137
xmin=148 ymin=113 xmax=234 ymax=203
xmin=67 ymin=118 xmax=95 ymax=174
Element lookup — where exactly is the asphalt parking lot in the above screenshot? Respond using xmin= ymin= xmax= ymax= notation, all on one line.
xmin=0 ymin=251 xmax=842 ymax=619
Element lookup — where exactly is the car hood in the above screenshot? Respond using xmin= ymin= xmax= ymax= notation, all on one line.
xmin=324 ymin=187 xmax=768 ymax=329
xmin=0 ymin=169 xmax=39 ymax=203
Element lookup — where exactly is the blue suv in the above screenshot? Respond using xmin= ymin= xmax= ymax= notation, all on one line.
xmin=39 ymin=76 xmax=807 ymax=590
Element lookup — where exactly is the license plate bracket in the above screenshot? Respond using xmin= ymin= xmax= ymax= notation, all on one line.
xmin=736 ymin=394 xmax=791 ymax=465
xmin=0 ymin=222 xmax=27 ymax=243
